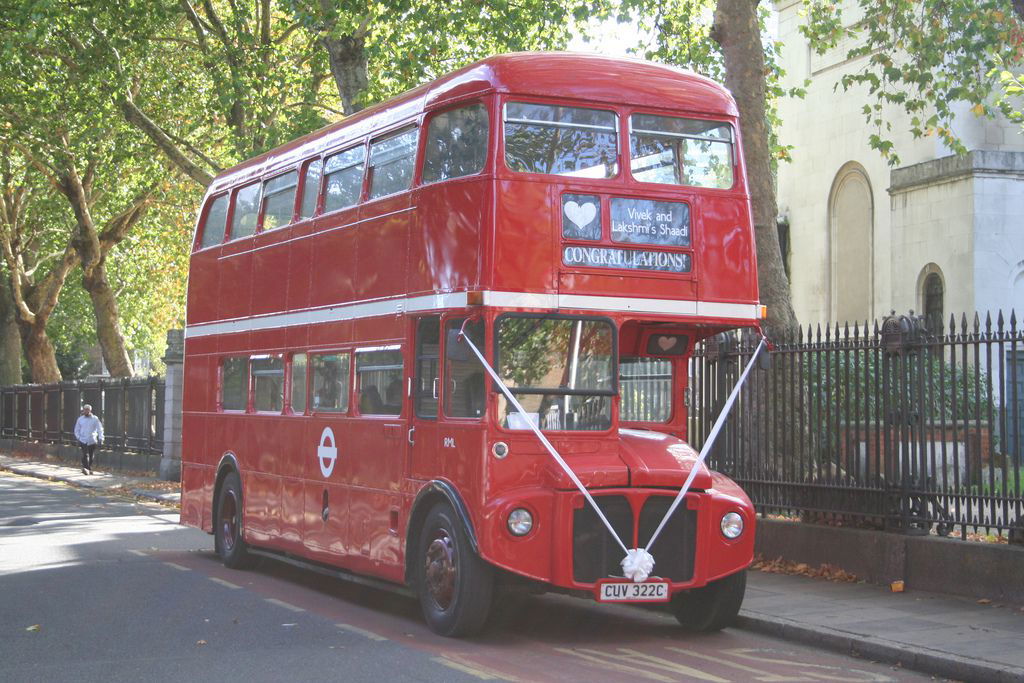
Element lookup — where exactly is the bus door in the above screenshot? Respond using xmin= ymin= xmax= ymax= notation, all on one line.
xmin=409 ymin=316 xmax=441 ymax=481
xmin=346 ymin=343 xmax=407 ymax=574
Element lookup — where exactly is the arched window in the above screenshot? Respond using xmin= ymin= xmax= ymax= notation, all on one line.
xmin=923 ymin=272 xmax=944 ymax=336
xmin=829 ymin=164 xmax=873 ymax=324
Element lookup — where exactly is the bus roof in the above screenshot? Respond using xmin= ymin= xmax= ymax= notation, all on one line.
xmin=208 ymin=53 xmax=738 ymax=194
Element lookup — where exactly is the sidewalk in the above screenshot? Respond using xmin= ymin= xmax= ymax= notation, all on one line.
xmin=0 ymin=453 xmax=180 ymax=506
xmin=3 ymin=454 xmax=1022 ymax=682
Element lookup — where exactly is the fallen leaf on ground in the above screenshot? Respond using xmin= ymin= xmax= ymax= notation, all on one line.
xmin=196 ymin=640 xmax=207 ymax=646
xmin=25 ymin=625 xmax=40 ymax=632
xmin=978 ymin=598 xmax=992 ymax=605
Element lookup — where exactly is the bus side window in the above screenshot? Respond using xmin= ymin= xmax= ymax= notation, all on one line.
xmin=221 ymin=356 xmax=249 ymax=411
xmin=368 ymin=127 xmax=417 ymax=199
xmin=230 ymin=182 xmax=262 ymax=239
xmin=311 ymin=353 xmax=350 ymax=413
xmin=261 ymin=171 xmax=298 ymax=231
xmin=299 ymin=160 xmax=323 ymax=219
xmin=198 ymin=194 xmax=229 ymax=249
xmin=356 ymin=348 xmax=403 ymax=415
xmin=444 ymin=319 xmax=485 ymax=418
xmin=290 ymin=353 xmax=307 ymax=414
xmin=422 ymin=103 xmax=489 ymax=184
xmin=251 ymin=354 xmax=284 ymax=412
xmin=323 ymin=147 xmax=365 ymax=213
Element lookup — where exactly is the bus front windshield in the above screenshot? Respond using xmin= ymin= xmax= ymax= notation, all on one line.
xmin=496 ymin=316 xmax=615 ymax=431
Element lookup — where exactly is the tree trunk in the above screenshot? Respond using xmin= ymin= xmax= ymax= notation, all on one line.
xmin=0 ymin=280 xmax=22 ymax=385
xmin=323 ymin=35 xmax=368 ymax=116
xmin=712 ymin=0 xmax=799 ymax=338
xmin=18 ymin=319 xmax=61 ymax=383
xmin=81 ymin=260 xmax=133 ymax=378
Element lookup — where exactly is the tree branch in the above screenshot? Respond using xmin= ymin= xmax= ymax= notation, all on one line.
xmin=118 ymin=97 xmax=215 ymax=187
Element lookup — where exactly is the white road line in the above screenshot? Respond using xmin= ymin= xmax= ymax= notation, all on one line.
xmin=335 ymin=623 xmax=388 ymax=642
xmin=208 ymin=577 xmax=241 ymax=589
xmin=128 ymin=549 xmax=148 ymax=557
xmin=264 ymin=598 xmax=305 ymax=612
xmin=164 ymin=562 xmax=191 ymax=571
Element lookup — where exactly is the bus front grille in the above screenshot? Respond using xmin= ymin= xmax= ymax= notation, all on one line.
xmin=571 ymin=494 xmax=698 ymax=584
xmin=638 ymin=496 xmax=697 ymax=582
xmin=572 ymin=496 xmax=633 ymax=583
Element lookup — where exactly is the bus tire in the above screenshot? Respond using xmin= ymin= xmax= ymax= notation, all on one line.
xmin=214 ymin=471 xmax=256 ymax=570
xmin=416 ymin=502 xmax=494 ymax=637
xmin=670 ymin=570 xmax=746 ymax=632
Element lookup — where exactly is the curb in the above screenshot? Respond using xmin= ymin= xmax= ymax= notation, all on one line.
xmin=736 ymin=612 xmax=1023 ymax=683
xmin=1 ymin=460 xmax=180 ymax=507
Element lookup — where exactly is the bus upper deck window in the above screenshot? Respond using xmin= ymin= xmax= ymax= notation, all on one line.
xmin=299 ymin=159 xmax=323 ymax=219
xmin=230 ymin=182 xmax=262 ymax=240
xmin=324 ymin=146 xmax=365 ymax=213
xmin=369 ymin=127 xmax=418 ymax=200
xmin=504 ymin=102 xmax=618 ymax=179
xmin=630 ymin=114 xmax=733 ymax=189
xmin=422 ymin=104 xmax=489 ymax=184
xmin=262 ymin=171 xmax=298 ymax=231
xmin=198 ymin=194 xmax=229 ymax=249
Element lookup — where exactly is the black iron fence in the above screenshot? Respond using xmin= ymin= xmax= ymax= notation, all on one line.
xmin=0 ymin=378 xmax=164 ymax=454
xmin=690 ymin=311 xmax=1024 ymax=539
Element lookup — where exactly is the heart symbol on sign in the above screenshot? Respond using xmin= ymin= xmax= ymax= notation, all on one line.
xmin=657 ymin=336 xmax=677 ymax=351
xmin=564 ymin=201 xmax=597 ymax=230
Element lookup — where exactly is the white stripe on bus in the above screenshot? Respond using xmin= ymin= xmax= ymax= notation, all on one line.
xmin=184 ymin=291 xmax=759 ymax=338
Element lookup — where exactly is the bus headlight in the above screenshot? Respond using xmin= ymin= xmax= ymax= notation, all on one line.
xmin=721 ymin=512 xmax=743 ymax=539
xmin=507 ymin=508 xmax=533 ymax=536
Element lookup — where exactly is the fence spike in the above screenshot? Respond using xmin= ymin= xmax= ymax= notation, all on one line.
xmin=816 ymin=322 xmax=822 ymax=344
xmin=984 ymin=310 xmax=992 ymax=334
xmin=973 ymin=311 xmax=981 ymax=336
xmin=997 ymin=309 xmax=1004 ymax=334
xmin=960 ymin=312 xmax=968 ymax=337
xmin=843 ymin=320 xmax=850 ymax=339
xmin=1011 ymin=309 xmax=1018 ymax=332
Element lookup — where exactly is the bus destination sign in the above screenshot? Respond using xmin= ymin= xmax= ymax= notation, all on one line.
xmin=563 ymin=245 xmax=692 ymax=273
xmin=610 ymin=198 xmax=690 ymax=247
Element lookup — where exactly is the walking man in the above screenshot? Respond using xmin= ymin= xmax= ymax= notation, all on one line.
xmin=74 ymin=404 xmax=104 ymax=475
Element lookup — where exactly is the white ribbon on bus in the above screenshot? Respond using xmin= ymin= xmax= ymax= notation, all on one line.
xmin=457 ymin=326 xmax=767 ymax=583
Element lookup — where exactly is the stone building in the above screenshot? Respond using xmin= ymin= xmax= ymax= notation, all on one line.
xmin=773 ymin=0 xmax=1024 ymax=331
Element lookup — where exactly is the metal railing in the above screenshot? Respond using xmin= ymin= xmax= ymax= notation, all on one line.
xmin=0 ymin=378 xmax=164 ymax=454
xmin=689 ymin=311 xmax=1024 ymax=539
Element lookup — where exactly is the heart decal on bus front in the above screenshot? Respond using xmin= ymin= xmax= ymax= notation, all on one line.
xmin=657 ymin=336 xmax=677 ymax=351
xmin=564 ymin=201 xmax=597 ymax=229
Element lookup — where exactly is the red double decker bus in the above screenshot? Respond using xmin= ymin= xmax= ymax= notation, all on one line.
xmin=181 ymin=53 xmax=761 ymax=636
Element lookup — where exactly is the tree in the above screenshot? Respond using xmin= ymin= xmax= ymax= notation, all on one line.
xmin=801 ymin=0 xmax=1024 ymax=166
xmin=0 ymin=10 xmax=168 ymax=378
xmin=0 ymin=151 xmax=79 ymax=383
xmin=283 ymin=0 xmax=594 ymax=115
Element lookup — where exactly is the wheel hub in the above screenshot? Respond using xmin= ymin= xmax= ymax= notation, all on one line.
xmin=220 ymin=490 xmax=238 ymax=552
xmin=424 ymin=529 xmax=456 ymax=609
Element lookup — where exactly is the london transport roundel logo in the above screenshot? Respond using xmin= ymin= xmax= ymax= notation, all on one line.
xmin=317 ymin=427 xmax=338 ymax=478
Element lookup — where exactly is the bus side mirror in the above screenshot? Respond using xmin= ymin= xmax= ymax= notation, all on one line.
xmin=446 ymin=328 xmax=474 ymax=363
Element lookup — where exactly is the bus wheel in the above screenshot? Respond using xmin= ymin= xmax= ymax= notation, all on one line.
xmin=416 ymin=503 xmax=494 ymax=637
xmin=671 ymin=570 xmax=746 ymax=632
xmin=214 ymin=471 xmax=256 ymax=570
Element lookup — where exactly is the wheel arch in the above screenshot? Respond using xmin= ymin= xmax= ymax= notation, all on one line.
xmin=405 ymin=480 xmax=479 ymax=585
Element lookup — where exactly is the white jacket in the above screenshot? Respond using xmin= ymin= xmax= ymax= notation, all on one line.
xmin=74 ymin=414 xmax=104 ymax=445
